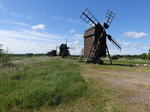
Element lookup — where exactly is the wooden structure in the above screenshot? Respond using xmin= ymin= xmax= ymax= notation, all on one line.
xmin=47 ymin=50 xmax=57 ymax=56
xmin=79 ymin=9 xmax=121 ymax=64
xmin=59 ymin=44 xmax=69 ymax=58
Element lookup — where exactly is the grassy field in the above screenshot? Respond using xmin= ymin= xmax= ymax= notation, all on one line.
xmin=0 ymin=56 xmax=150 ymax=112
xmin=0 ymin=57 xmax=87 ymax=112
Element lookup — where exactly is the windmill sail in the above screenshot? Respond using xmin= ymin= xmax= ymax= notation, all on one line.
xmin=104 ymin=10 xmax=115 ymax=29
xmin=107 ymin=35 xmax=121 ymax=51
xmin=80 ymin=8 xmax=99 ymax=26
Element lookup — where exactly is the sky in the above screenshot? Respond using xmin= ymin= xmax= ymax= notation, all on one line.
xmin=0 ymin=0 xmax=150 ymax=55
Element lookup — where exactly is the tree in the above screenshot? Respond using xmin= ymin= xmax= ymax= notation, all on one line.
xmin=139 ymin=53 xmax=147 ymax=60
xmin=0 ymin=44 xmax=11 ymax=65
xmin=148 ymin=49 xmax=150 ymax=60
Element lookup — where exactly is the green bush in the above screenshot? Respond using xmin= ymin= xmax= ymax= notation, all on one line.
xmin=139 ymin=53 xmax=147 ymax=60
xmin=111 ymin=55 xmax=119 ymax=60
xmin=0 ymin=44 xmax=11 ymax=66
xmin=148 ymin=49 xmax=150 ymax=60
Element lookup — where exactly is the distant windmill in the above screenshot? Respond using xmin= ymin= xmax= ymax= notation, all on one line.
xmin=47 ymin=45 xmax=58 ymax=57
xmin=79 ymin=8 xmax=121 ymax=64
xmin=59 ymin=38 xmax=70 ymax=58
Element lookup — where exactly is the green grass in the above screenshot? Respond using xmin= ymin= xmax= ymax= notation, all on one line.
xmin=104 ymin=57 xmax=150 ymax=65
xmin=0 ymin=58 xmax=87 ymax=111
xmin=0 ymin=56 xmax=149 ymax=112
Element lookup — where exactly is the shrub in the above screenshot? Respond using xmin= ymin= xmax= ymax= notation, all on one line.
xmin=111 ymin=55 xmax=119 ymax=60
xmin=26 ymin=53 xmax=33 ymax=57
xmin=0 ymin=44 xmax=11 ymax=66
xmin=139 ymin=53 xmax=147 ymax=60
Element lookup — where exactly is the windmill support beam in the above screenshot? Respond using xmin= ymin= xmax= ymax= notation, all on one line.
xmin=106 ymin=46 xmax=112 ymax=64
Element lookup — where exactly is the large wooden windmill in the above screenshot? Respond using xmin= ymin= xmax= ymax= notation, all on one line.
xmin=79 ymin=9 xmax=121 ymax=64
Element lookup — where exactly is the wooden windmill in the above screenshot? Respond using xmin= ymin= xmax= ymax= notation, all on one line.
xmin=59 ymin=39 xmax=70 ymax=58
xmin=79 ymin=9 xmax=121 ymax=64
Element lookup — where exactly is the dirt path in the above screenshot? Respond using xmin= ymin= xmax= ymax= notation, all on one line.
xmin=101 ymin=71 xmax=150 ymax=104
xmin=81 ymin=64 xmax=150 ymax=112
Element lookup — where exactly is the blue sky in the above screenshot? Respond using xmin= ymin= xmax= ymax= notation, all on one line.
xmin=0 ymin=0 xmax=150 ymax=55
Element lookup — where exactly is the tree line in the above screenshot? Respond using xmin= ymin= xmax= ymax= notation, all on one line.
xmin=1 ymin=43 xmax=150 ymax=64
xmin=112 ymin=49 xmax=150 ymax=60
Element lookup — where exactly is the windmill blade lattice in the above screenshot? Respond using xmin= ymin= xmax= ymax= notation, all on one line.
xmin=80 ymin=8 xmax=99 ymax=26
xmin=104 ymin=10 xmax=115 ymax=29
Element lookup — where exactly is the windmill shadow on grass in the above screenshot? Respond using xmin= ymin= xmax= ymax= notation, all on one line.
xmin=102 ymin=63 xmax=135 ymax=67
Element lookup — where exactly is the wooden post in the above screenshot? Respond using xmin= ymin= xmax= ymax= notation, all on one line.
xmin=106 ymin=45 xmax=112 ymax=64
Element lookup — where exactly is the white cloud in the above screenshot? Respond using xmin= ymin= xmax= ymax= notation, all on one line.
xmin=108 ymin=40 xmax=149 ymax=55
xmin=26 ymin=16 xmax=32 ymax=20
xmin=52 ymin=16 xmax=63 ymax=20
xmin=10 ymin=12 xmax=21 ymax=17
xmin=31 ymin=24 xmax=45 ymax=30
xmin=67 ymin=18 xmax=80 ymax=23
xmin=69 ymin=29 xmax=75 ymax=33
xmin=0 ymin=30 xmax=47 ymax=41
xmin=0 ymin=30 xmax=83 ymax=54
xmin=0 ymin=28 xmax=66 ymax=54
xmin=0 ymin=4 xmax=32 ymax=20
xmin=122 ymin=32 xmax=148 ymax=38
xmin=22 ymin=29 xmax=64 ymax=39
xmin=68 ymin=41 xmax=83 ymax=55
xmin=0 ymin=3 xmax=4 ymax=10
xmin=68 ymin=41 xmax=79 ymax=49
xmin=74 ymin=34 xmax=83 ymax=38
xmin=0 ymin=37 xmax=56 ymax=54
xmin=121 ymin=42 xmax=131 ymax=46
xmin=10 ymin=12 xmax=32 ymax=20
xmin=7 ymin=21 xmax=30 ymax=27
xmin=121 ymin=41 xmax=143 ymax=48
xmin=0 ymin=29 xmax=63 ymax=41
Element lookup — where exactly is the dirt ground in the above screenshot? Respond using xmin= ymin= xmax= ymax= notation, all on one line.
xmin=102 ymin=71 xmax=150 ymax=103
xmin=82 ymin=64 xmax=150 ymax=112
